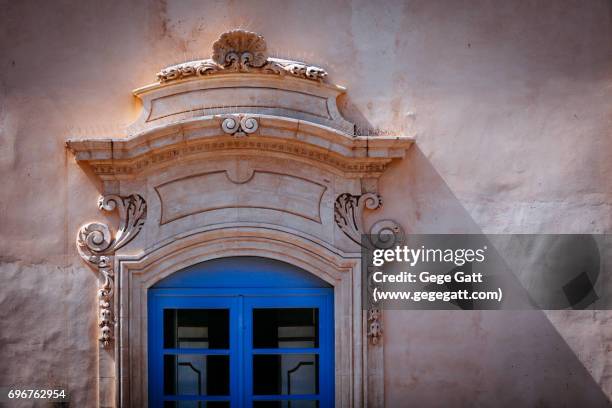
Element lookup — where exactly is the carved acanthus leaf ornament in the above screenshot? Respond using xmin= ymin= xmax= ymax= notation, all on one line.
xmin=76 ymin=194 xmax=147 ymax=348
xmin=334 ymin=193 xmax=404 ymax=248
xmin=157 ymin=29 xmax=328 ymax=83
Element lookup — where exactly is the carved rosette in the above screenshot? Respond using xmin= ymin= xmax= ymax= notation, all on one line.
xmin=156 ymin=29 xmax=328 ymax=83
xmin=334 ymin=193 xmax=404 ymax=345
xmin=76 ymin=194 xmax=147 ymax=347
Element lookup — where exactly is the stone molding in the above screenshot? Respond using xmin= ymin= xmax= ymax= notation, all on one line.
xmin=132 ymin=73 xmax=354 ymax=133
xmin=66 ymin=114 xmax=412 ymax=181
xmin=76 ymin=194 xmax=147 ymax=347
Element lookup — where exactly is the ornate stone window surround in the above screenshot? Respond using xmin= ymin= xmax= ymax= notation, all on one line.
xmin=68 ymin=30 xmax=413 ymax=407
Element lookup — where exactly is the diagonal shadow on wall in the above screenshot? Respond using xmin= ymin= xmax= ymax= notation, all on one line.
xmin=371 ymin=144 xmax=611 ymax=407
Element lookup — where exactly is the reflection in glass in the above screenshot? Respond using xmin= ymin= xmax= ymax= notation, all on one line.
xmin=164 ymin=355 xmax=229 ymax=396
xmin=253 ymin=354 xmax=318 ymax=395
xmin=253 ymin=308 xmax=318 ymax=348
xmin=164 ymin=309 xmax=229 ymax=349
xmin=253 ymin=401 xmax=318 ymax=408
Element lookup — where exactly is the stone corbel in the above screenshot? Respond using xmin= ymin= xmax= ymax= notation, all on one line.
xmin=76 ymin=194 xmax=147 ymax=347
xmin=334 ymin=193 xmax=404 ymax=345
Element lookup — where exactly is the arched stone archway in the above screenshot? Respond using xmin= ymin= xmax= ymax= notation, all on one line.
xmin=118 ymin=226 xmax=358 ymax=406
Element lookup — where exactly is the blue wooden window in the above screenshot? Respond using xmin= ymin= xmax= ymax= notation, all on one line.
xmin=148 ymin=257 xmax=334 ymax=408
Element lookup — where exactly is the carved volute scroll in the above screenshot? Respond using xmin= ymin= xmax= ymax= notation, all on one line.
xmin=221 ymin=115 xmax=259 ymax=137
xmin=76 ymin=194 xmax=147 ymax=347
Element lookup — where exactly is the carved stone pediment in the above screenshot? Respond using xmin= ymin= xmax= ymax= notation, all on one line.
xmin=67 ymin=29 xmax=412 ymax=181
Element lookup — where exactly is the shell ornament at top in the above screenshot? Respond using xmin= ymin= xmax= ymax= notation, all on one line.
xmin=212 ymin=29 xmax=268 ymax=70
xmin=157 ymin=29 xmax=328 ymax=83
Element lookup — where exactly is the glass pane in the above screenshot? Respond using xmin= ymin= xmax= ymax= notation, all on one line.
xmin=164 ymin=402 xmax=195 ymax=408
xmin=253 ymin=308 xmax=318 ymax=348
xmin=207 ymin=403 xmax=231 ymax=408
xmin=163 ymin=402 xmax=230 ymax=408
xmin=253 ymin=401 xmax=318 ymax=408
xmin=164 ymin=355 xmax=230 ymax=396
xmin=253 ymin=354 xmax=318 ymax=395
xmin=164 ymin=309 xmax=229 ymax=349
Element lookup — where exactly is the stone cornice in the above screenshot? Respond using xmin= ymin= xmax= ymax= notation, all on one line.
xmin=67 ymin=114 xmax=413 ymax=180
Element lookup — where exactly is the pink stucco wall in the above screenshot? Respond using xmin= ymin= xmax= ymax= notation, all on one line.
xmin=1 ymin=1 xmax=611 ymax=406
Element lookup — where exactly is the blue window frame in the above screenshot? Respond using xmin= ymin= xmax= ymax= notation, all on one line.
xmin=148 ymin=257 xmax=335 ymax=408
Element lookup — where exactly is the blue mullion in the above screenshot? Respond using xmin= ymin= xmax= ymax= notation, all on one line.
xmin=322 ymin=290 xmax=334 ymax=406
xmin=163 ymin=395 xmax=230 ymax=401
xmin=244 ymin=296 xmax=254 ymax=404
xmin=251 ymin=348 xmax=320 ymax=354
xmin=238 ymin=295 xmax=245 ymax=408
xmin=149 ymin=292 xmax=164 ymax=407
xmin=230 ymin=296 xmax=241 ymax=408
xmin=251 ymin=394 xmax=320 ymax=401
xmin=162 ymin=348 xmax=231 ymax=355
